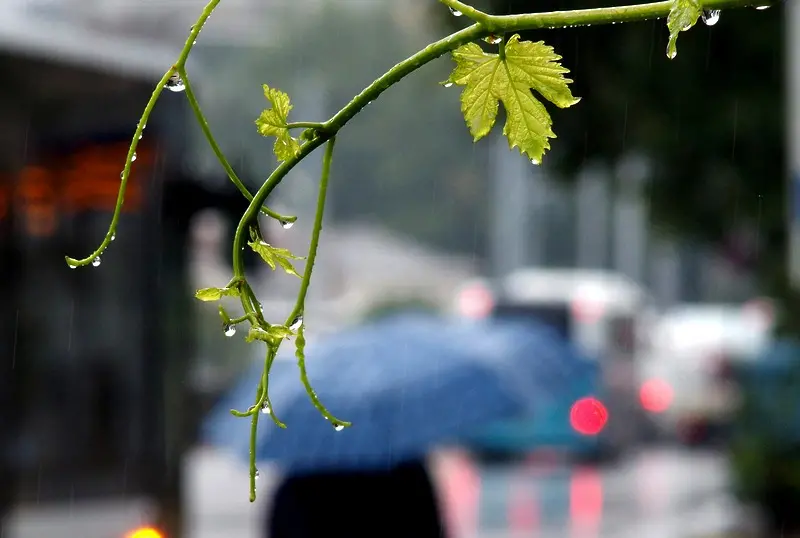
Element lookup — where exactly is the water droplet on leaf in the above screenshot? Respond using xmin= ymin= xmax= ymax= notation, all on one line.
xmin=280 ymin=219 xmax=294 ymax=230
xmin=92 ymin=256 xmax=101 ymax=267
xmin=448 ymin=6 xmax=462 ymax=16
xmin=443 ymin=82 xmax=454 ymax=88
xmin=164 ymin=73 xmax=186 ymax=93
xmin=261 ymin=402 xmax=271 ymax=414
xmin=333 ymin=424 xmax=344 ymax=432
xmin=530 ymin=157 xmax=541 ymax=165
xmin=224 ymin=324 xmax=236 ymax=337
xmin=69 ymin=263 xmax=77 ymax=270
xmin=701 ymin=9 xmax=721 ymax=25
xmin=289 ymin=315 xmax=304 ymax=331
xmin=484 ymin=34 xmax=502 ymax=45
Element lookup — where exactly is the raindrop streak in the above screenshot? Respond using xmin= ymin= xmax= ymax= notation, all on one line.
xmin=92 ymin=257 xmax=102 ymax=267
xmin=224 ymin=324 xmax=236 ymax=337
xmin=164 ymin=73 xmax=186 ymax=93
xmin=261 ymin=402 xmax=271 ymax=415
xmin=701 ymin=9 xmax=721 ymax=25
xmin=289 ymin=315 xmax=304 ymax=331
xmin=334 ymin=424 xmax=345 ymax=432
xmin=449 ymin=6 xmax=462 ymax=16
xmin=280 ymin=219 xmax=294 ymax=230
xmin=484 ymin=34 xmax=502 ymax=45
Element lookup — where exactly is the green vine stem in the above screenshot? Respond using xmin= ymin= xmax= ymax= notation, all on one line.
xmin=66 ymin=0 xmax=767 ymax=501
xmin=180 ymin=67 xmax=297 ymax=225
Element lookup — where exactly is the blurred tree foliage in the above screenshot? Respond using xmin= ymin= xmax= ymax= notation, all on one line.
xmin=440 ymin=1 xmax=792 ymax=326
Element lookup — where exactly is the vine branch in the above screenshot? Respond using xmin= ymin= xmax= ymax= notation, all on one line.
xmin=66 ymin=0 xmax=769 ymax=502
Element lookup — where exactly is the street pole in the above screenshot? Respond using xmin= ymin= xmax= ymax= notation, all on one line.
xmin=788 ymin=0 xmax=800 ymax=288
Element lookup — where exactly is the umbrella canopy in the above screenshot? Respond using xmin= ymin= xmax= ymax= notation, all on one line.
xmin=202 ymin=313 xmax=596 ymax=472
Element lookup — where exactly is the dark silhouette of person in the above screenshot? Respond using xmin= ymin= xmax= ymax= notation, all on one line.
xmin=266 ymin=459 xmax=446 ymax=538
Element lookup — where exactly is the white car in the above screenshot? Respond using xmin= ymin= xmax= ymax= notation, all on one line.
xmin=636 ymin=301 xmax=773 ymax=445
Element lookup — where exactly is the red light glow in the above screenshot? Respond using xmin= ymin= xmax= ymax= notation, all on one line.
xmin=569 ymin=397 xmax=608 ymax=436
xmin=639 ymin=379 xmax=673 ymax=413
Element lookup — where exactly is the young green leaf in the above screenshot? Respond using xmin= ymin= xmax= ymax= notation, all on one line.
xmin=445 ymin=34 xmax=580 ymax=164
xmin=666 ymin=0 xmax=701 ymax=59
xmin=245 ymin=326 xmax=273 ymax=344
xmin=248 ymin=239 xmax=305 ymax=278
xmin=267 ymin=325 xmax=295 ymax=339
xmin=195 ymin=287 xmax=239 ymax=302
xmin=255 ymin=84 xmax=301 ymax=162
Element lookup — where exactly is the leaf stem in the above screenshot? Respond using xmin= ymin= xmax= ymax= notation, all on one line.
xmin=180 ymin=67 xmax=297 ymax=225
xmin=285 ymin=122 xmax=327 ymax=131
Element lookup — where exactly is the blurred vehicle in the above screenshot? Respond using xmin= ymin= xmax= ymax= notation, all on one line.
xmin=0 ymin=44 xmax=258 ymax=538
xmin=637 ymin=300 xmax=774 ymax=446
xmin=728 ymin=339 xmax=800 ymax=535
xmin=451 ymin=268 xmax=658 ymax=461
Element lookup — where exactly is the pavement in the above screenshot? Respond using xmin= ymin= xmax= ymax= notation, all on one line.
xmin=6 ymin=445 xmax=748 ymax=538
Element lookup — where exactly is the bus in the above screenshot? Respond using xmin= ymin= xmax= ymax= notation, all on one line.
xmin=453 ymin=267 xmax=658 ymax=460
xmin=0 ymin=42 xmax=261 ymax=538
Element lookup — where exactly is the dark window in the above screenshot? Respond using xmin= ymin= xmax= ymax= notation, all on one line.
xmin=491 ymin=303 xmax=572 ymax=341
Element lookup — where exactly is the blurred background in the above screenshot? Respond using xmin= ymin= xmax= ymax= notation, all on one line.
xmin=0 ymin=0 xmax=794 ymax=537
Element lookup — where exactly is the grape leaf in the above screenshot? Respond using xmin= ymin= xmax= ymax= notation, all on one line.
xmin=445 ymin=34 xmax=580 ymax=164
xmin=666 ymin=0 xmax=701 ymax=59
xmin=255 ymin=84 xmax=301 ymax=162
xmin=248 ymin=238 xmax=304 ymax=278
xmin=195 ymin=286 xmax=239 ymax=302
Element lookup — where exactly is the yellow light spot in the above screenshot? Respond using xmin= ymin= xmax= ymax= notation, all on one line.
xmin=125 ymin=527 xmax=163 ymax=538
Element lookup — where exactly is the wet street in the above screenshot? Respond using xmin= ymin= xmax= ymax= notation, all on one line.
xmin=187 ymin=445 xmax=740 ymax=538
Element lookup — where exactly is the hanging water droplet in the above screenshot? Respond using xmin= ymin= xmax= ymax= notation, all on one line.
xmin=448 ymin=6 xmax=462 ymax=16
xmin=666 ymin=48 xmax=677 ymax=60
xmin=261 ymin=402 xmax=271 ymax=414
xmin=193 ymin=40 xmax=197 ymax=45
xmin=280 ymin=219 xmax=294 ymax=230
xmin=164 ymin=73 xmax=186 ymax=93
xmin=255 ymin=469 xmax=260 ymax=480
xmin=530 ymin=157 xmax=541 ymax=165
xmin=755 ymin=4 xmax=770 ymax=9
xmin=111 ymin=234 xmax=116 ymax=242
xmin=120 ymin=171 xmax=125 ymax=179
xmin=92 ymin=256 xmax=102 ymax=267
xmin=484 ymin=34 xmax=502 ymax=45
xmin=69 ymin=263 xmax=77 ymax=270
xmin=224 ymin=324 xmax=236 ymax=337
xmin=131 ymin=152 xmax=137 ymax=162
xmin=443 ymin=82 xmax=454 ymax=88
xmin=289 ymin=315 xmax=304 ymax=331
xmin=333 ymin=424 xmax=344 ymax=432
xmin=701 ymin=9 xmax=721 ymax=25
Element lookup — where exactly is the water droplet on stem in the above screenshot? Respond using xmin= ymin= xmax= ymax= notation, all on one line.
xmin=448 ymin=6 xmax=462 ymax=16
xmin=164 ymin=73 xmax=186 ymax=93
xmin=289 ymin=315 xmax=304 ymax=331
xmin=131 ymin=152 xmax=137 ymax=162
xmin=701 ymin=9 xmax=721 ymax=25
xmin=261 ymin=402 xmax=271 ymax=414
xmin=224 ymin=324 xmax=236 ymax=337
xmin=333 ymin=424 xmax=344 ymax=432
xmin=280 ymin=219 xmax=294 ymax=230
xmin=92 ymin=256 xmax=102 ymax=267
xmin=755 ymin=4 xmax=770 ymax=9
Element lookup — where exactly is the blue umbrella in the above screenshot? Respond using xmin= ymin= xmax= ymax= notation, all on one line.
xmin=202 ymin=313 xmax=595 ymax=472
